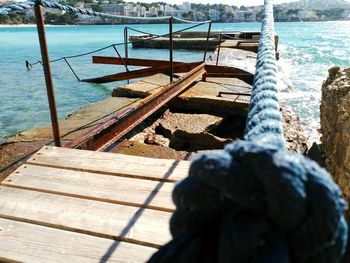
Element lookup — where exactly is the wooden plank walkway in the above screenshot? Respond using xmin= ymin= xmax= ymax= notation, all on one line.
xmin=0 ymin=146 xmax=190 ymax=262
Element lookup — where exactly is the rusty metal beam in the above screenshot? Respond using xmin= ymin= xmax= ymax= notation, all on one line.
xmin=65 ymin=62 xmax=206 ymax=151
xmin=205 ymin=64 xmax=254 ymax=85
xmin=82 ymin=62 xmax=201 ymax=84
xmin=92 ymin=56 xmax=194 ymax=68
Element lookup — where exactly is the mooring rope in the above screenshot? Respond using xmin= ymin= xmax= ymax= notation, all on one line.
xmin=244 ymin=0 xmax=284 ymax=150
xmin=0 ymin=0 xmax=210 ymax=24
xmin=148 ymin=0 xmax=348 ymax=262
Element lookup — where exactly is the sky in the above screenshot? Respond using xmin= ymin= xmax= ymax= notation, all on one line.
xmin=128 ymin=0 xmax=297 ymax=6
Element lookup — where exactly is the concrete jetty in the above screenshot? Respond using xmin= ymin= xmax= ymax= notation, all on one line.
xmin=130 ymin=30 xmax=279 ymax=58
xmin=0 ymin=46 xmax=300 ymax=183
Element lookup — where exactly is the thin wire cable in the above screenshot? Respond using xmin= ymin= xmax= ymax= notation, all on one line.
xmin=27 ymin=22 xmax=209 ymax=67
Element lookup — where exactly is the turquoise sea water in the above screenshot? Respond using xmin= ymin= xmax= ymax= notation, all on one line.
xmin=0 ymin=21 xmax=349 ymax=142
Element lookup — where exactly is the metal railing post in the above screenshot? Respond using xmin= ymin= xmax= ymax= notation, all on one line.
xmin=203 ymin=21 xmax=212 ymax=62
xmin=169 ymin=16 xmax=174 ymax=83
xmin=216 ymin=34 xmax=223 ymax=66
xmin=34 ymin=4 xmax=61 ymax=147
xmin=124 ymin=27 xmax=130 ymax=84
xmin=124 ymin=27 xmax=129 ymax=63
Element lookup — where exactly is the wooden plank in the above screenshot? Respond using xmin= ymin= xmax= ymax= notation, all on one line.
xmin=92 ymin=56 xmax=191 ymax=67
xmin=27 ymin=146 xmax=189 ymax=182
xmin=0 ymin=218 xmax=156 ymax=263
xmin=3 ymin=164 xmax=175 ymax=211
xmin=83 ymin=62 xmax=200 ymax=84
xmin=0 ymin=186 xmax=172 ymax=247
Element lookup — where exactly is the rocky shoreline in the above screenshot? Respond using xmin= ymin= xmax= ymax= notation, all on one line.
xmin=320 ymin=66 xmax=350 ymax=218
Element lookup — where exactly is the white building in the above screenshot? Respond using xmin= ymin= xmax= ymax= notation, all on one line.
xmin=165 ymin=5 xmax=174 ymax=12
xmin=158 ymin=4 xmax=165 ymax=12
xmin=209 ymin=9 xmax=221 ymax=21
xmin=101 ymin=3 xmax=124 ymax=15
xmin=165 ymin=10 xmax=186 ymax=19
xmin=134 ymin=5 xmax=146 ymax=17
xmin=149 ymin=6 xmax=158 ymax=16
xmin=124 ymin=5 xmax=133 ymax=16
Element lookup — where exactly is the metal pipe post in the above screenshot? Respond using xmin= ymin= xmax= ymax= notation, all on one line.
xmin=34 ymin=4 xmax=61 ymax=147
xmin=124 ymin=27 xmax=130 ymax=84
xmin=169 ymin=17 xmax=174 ymax=83
xmin=124 ymin=27 xmax=129 ymax=63
xmin=203 ymin=21 xmax=212 ymax=62
xmin=216 ymin=34 xmax=223 ymax=66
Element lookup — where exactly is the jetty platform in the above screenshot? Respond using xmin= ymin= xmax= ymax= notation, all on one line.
xmin=130 ymin=31 xmax=279 ymax=55
xmin=0 ymin=48 xmax=258 ymax=261
xmin=0 ymin=43 xmax=304 ymax=263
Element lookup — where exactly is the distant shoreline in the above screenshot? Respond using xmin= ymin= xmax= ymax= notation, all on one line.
xmin=0 ymin=24 xmax=58 ymax=27
xmin=0 ymin=20 xmax=349 ymax=28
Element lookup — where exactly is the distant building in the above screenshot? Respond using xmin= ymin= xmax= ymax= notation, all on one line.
xmin=158 ymin=4 xmax=165 ymax=12
xmin=124 ymin=5 xmax=133 ymax=16
xmin=165 ymin=5 xmax=174 ymax=13
xmin=101 ymin=4 xmax=124 ymax=15
xmin=149 ymin=6 xmax=158 ymax=16
xmin=165 ymin=10 xmax=186 ymax=19
xmin=209 ymin=9 xmax=220 ymax=21
xmin=134 ymin=5 xmax=146 ymax=17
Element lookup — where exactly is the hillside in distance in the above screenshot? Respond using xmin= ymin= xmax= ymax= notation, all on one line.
xmin=278 ymin=0 xmax=350 ymax=10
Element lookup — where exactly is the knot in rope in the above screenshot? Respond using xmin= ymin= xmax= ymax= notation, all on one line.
xmin=149 ymin=141 xmax=348 ymax=262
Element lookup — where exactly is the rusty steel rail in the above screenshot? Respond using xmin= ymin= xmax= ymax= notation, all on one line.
xmin=92 ymin=56 xmax=196 ymax=67
xmin=82 ymin=62 xmax=201 ymax=84
xmin=65 ymin=62 xmax=206 ymax=151
xmin=90 ymin=56 xmax=254 ymax=85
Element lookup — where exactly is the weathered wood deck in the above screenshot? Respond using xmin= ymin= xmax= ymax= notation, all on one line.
xmin=0 ymin=146 xmax=190 ymax=262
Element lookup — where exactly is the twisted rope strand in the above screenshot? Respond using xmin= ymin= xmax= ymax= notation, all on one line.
xmin=244 ymin=0 xmax=284 ymax=150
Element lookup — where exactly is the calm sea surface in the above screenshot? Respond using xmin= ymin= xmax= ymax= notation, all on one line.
xmin=0 ymin=21 xmax=349 ymax=142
